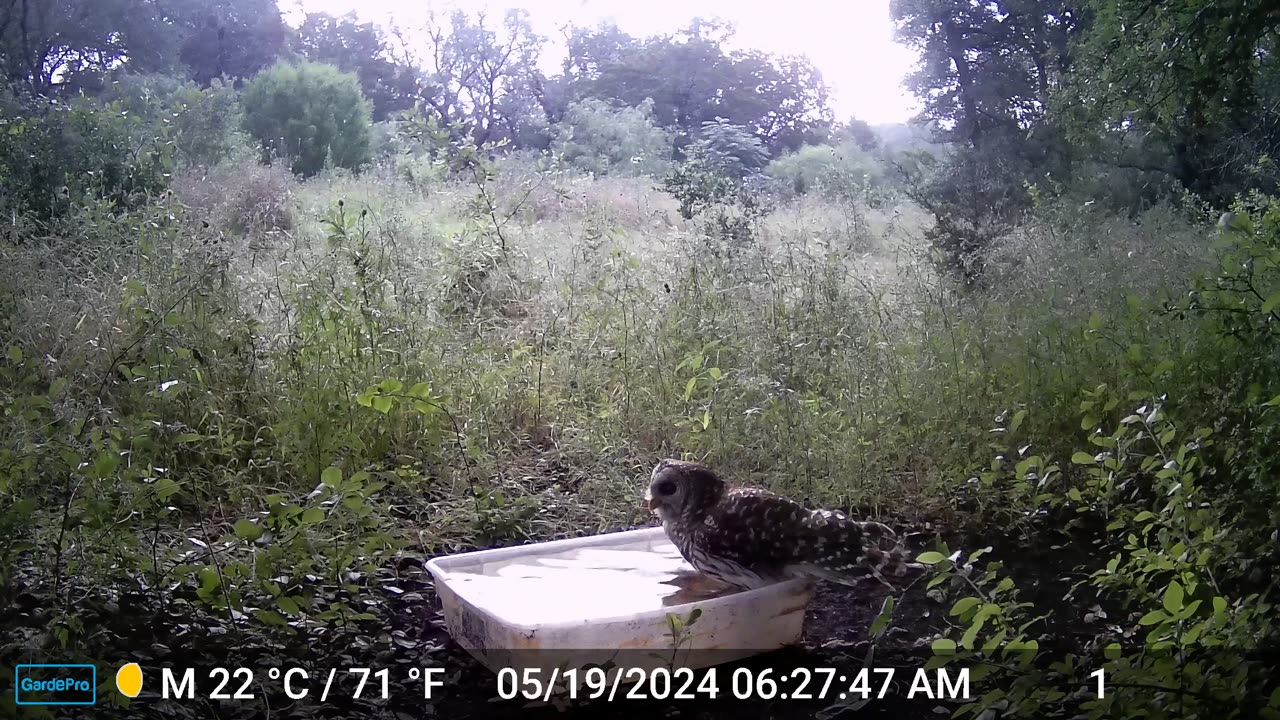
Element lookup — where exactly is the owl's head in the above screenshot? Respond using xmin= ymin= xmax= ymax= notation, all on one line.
xmin=646 ymin=458 xmax=726 ymax=522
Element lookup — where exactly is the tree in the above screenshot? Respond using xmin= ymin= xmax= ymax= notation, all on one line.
xmin=1068 ymin=0 xmax=1280 ymax=203
xmin=891 ymin=0 xmax=1081 ymax=280
xmin=0 ymin=0 xmax=287 ymax=95
xmin=561 ymin=21 xmax=831 ymax=155
xmin=725 ymin=49 xmax=832 ymax=153
xmin=293 ymin=12 xmax=418 ymax=122
xmin=0 ymin=0 xmax=173 ymax=95
xmin=692 ymin=118 xmax=769 ymax=179
xmin=173 ymin=0 xmax=287 ymax=86
xmin=893 ymin=0 xmax=1077 ymax=150
xmin=835 ymin=117 xmax=879 ymax=152
xmin=404 ymin=8 xmax=548 ymax=147
xmin=240 ymin=61 xmax=373 ymax=178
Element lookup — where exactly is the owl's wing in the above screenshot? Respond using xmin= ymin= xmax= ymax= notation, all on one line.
xmin=703 ymin=488 xmax=920 ymax=588
xmin=698 ymin=488 xmax=812 ymax=572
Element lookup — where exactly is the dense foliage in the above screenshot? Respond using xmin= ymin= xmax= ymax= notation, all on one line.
xmin=240 ymin=60 xmax=373 ymax=177
xmin=553 ymin=98 xmax=674 ymax=177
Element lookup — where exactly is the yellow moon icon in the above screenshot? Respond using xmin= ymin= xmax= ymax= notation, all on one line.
xmin=116 ymin=662 xmax=143 ymax=698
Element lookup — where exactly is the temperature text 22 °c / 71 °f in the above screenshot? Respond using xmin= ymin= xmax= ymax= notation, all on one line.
xmin=157 ymin=667 xmax=448 ymax=701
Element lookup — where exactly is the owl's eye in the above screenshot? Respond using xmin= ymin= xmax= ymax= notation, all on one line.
xmin=654 ymin=480 xmax=677 ymax=496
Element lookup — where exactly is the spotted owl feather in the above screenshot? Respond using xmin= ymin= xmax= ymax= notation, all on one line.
xmin=646 ymin=459 xmax=924 ymax=591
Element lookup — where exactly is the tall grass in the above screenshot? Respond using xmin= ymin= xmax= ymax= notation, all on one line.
xmin=1 ymin=152 xmax=1219 ymax=556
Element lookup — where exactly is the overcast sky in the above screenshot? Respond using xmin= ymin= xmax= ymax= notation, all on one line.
xmin=283 ymin=0 xmax=921 ymax=125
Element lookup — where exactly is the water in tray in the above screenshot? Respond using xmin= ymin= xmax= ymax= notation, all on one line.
xmin=446 ymin=536 xmax=739 ymax=625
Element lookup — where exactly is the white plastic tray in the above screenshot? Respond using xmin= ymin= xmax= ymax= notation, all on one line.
xmin=425 ymin=527 xmax=813 ymax=674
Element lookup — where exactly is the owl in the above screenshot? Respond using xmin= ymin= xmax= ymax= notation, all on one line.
xmin=645 ymin=459 xmax=923 ymax=591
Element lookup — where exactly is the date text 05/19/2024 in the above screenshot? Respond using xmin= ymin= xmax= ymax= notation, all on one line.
xmin=497 ymin=665 xmax=1000 ymax=702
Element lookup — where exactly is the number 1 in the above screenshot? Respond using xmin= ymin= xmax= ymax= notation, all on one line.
xmin=1090 ymin=669 xmax=1105 ymax=698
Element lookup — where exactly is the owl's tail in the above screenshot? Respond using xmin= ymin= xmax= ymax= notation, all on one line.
xmin=796 ymin=511 xmax=926 ymax=591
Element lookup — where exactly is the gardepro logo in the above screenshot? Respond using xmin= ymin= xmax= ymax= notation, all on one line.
xmin=14 ymin=664 xmax=97 ymax=706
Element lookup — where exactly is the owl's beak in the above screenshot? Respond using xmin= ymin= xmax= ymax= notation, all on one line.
xmin=645 ymin=489 xmax=660 ymax=513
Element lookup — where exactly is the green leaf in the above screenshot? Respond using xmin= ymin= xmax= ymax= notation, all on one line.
xmin=708 ymin=367 xmax=722 ymax=380
xmin=253 ymin=609 xmax=288 ymax=627
xmin=232 ymin=519 xmax=263 ymax=542
xmin=412 ymin=400 xmax=439 ymax=415
xmin=1262 ymin=291 xmax=1280 ymax=314
xmin=931 ymin=638 xmax=956 ymax=654
xmin=90 ymin=451 xmax=120 ymax=479
xmin=276 ymin=596 xmax=301 ymax=615
xmin=6 ymin=346 xmax=22 ymax=364
xmin=683 ymin=377 xmax=698 ymax=401
xmin=1005 ymin=639 xmax=1038 ymax=656
xmin=154 ymin=477 xmax=180 ymax=501
xmin=1138 ymin=609 xmax=1167 ymax=625
xmin=1212 ymin=596 xmax=1228 ymax=618
xmin=371 ymin=394 xmax=394 ymax=414
xmin=960 ymin=616 xmax=986 ymax=649
xmin=1071 ymin=452 xmax=1096 ymax=465
xmin=197 ymin=567 xmax=220 ymax=593
xmin=1162 ymin=581 xmax=1184 ymax=614
xmin=981 ymin=629 xmax=1008 ymax=653
xmin=301 ymin=507 xmax=326 ymax=524
xmin=950 ymin=597 xmax=980 ymax=617
xmin=321 ymin=467 xmax=342 ymax=487
xmin=916 ymin=551 xmax=947 ymax=565
xmin=869 ymin=596 xmax=895 ymax=638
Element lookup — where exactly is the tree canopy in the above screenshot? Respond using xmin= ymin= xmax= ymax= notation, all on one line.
xmin=561 ymin=20 xmax=831 ymax=155
xmin=0 ymin=0 xmax=285 ymax=93
xmin=292 ymin=11 xmax=417 ymax=122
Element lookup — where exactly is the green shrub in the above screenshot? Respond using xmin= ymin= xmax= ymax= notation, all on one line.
xmin=0 ymin=96 xmax=174 ymax=223
xmin=767 ymin=141 xmax=888 ymax=202
xmin=101 ymin=73 xmax=246 ymax=168
xmin=241 ymin=61 xmax=373 ymax=178
xmin=552 ymin=98 xmax=673 ymax=177
xmin=913 ymin=197 xmax=1280 ymax=720
xmin=688 ymin=118 xmax=769 ymax=180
